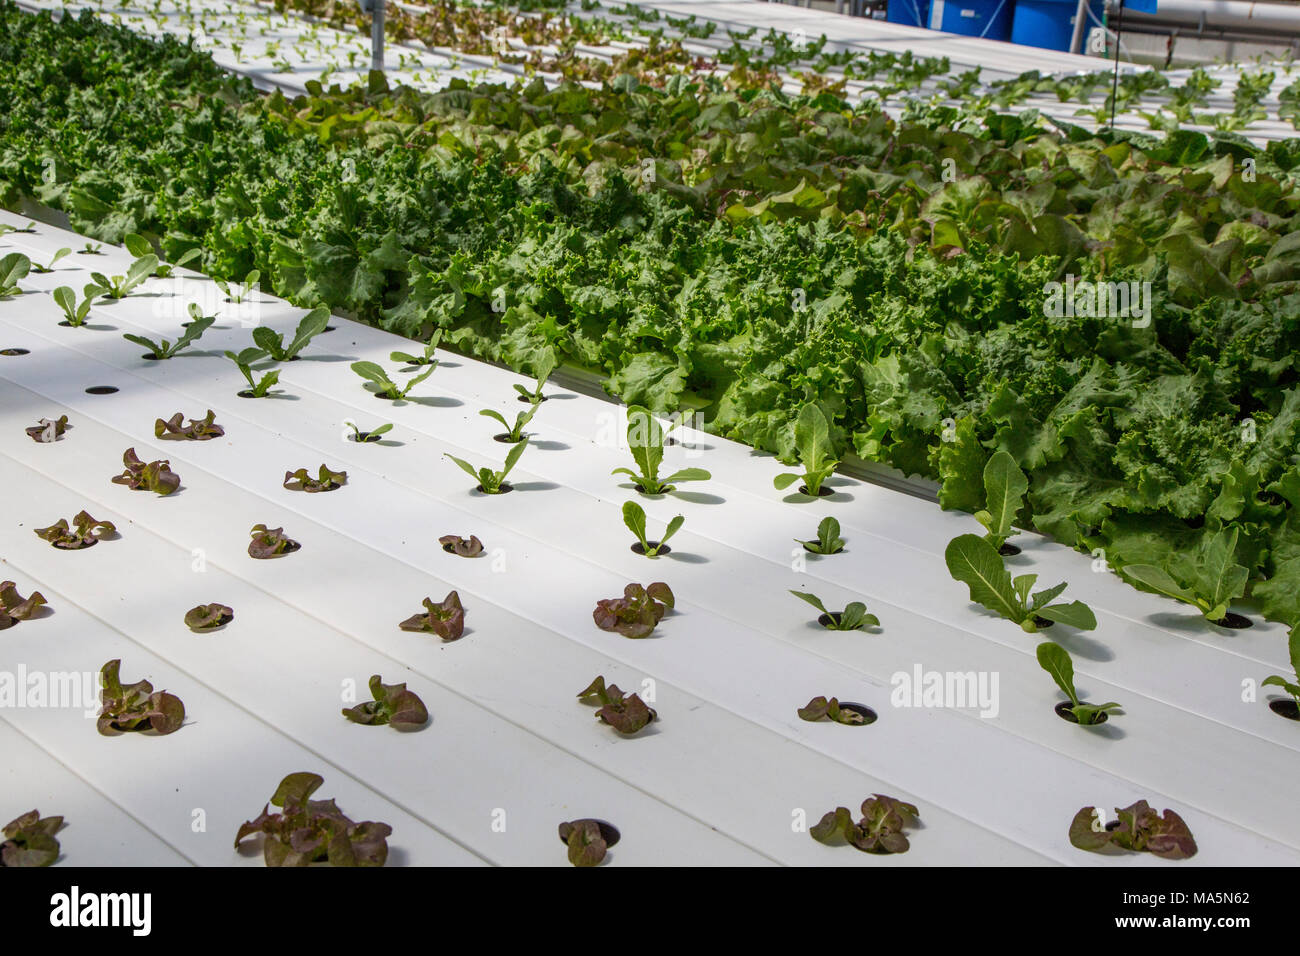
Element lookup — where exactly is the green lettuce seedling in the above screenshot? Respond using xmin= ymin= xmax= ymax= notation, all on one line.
xmin=773 ymin=403 xmax=839 ymax=497
xmin=623 ymin=500 xmax=684 ymax=557
xmin=1263 ymin=628 xmax=1300 ymax=707
xmin=214 ymin=268 xmax=260 ymax=303
xmin=123 ymin=306 xmax=213 ymax=359
xmin=798 ymin=516 xmax=845 ymax=554
xmin=974 ymin=450 xmax=1026 ymax=552
xmin=29 ymin=247 xmax=70 ymax=274
xmin=390 ymin=330 xmax=442 ymax=366
xmin=81 ymin=241 xmax=102 ymax=255
xmin=945 ymin=534 xmax=1096 ymax=633
xmin=0 ymin=220 xmax=36 ymax=236
xmin=446 ymin=439 xmax=528 ymax=494
xmin=0 ymin=253 xmax=31 ymax=297
xmin=1118 ymin=527 xmax=1249 ymax=625
xmin=514 ymin=351 xmax=557 ymax=403
xmin=351 ymin=360 xmax=435 ymax=400
xmin=345 ymin=421 xmax=392 ymax=443
xmin=124 ymin=233 xmax=200 ymax=278
xmin=52 ymin=286 xmax=95 ymax=326
xmin=253 ymin=306 xmax=330 ymax=360
xmin=612 ymin=405 xmax=710 ymax=494
xmin=1036 ymin=642 xmax=1120 ymax=725
xmin=790 ymin=590 xmax=879 ymax=630
xmin=481 ymin=398 xmax=539 ymax=442
xmin=86 ymin=253 xmax=157 ymax=299
xmin=225 ymin=347 xmax=280 ymax=397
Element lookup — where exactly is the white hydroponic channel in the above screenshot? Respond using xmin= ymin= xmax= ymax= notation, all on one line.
xmin=2 ymin=210 xmax=1299 ymax=866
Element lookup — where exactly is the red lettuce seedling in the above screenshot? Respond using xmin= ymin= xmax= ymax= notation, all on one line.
xmin=97 ymin=659 xmax=185 ymax=736
xmin=111 ymin=448 xmax=180 ymax=496
xmin=593 ymin=582 xmax=675 ymax=638
xmin=2 ymin=810 xmax=65 ymax=867
xmin=155 ymin=410 xmax=224 ymax=441
xmin=1069 ymin=801 xmax=1197 ymax=860
xmin=577 ymin=676 xmax=657 ymax=734
xmin=798 ymin=696 xmax=874 ymax=725
xmin=399 ymin=591 xmax=466 ymax=640
xmin=342 ymin=675 xmax=429 ymax=731
xmin=0 ymin=581 xmax=47 ymax=631
xmin=439 ymin=534 xmax=484 ymax=557
xmin=249 ymin=524 xmax=299 ymax=558
xmin=558 ymin=819 xmax=618 ymax=867
xmin=34 ymin=511 xmax=115 ymax=549
xmin=810 ymin=795 xmax=920 ymax=854
xmin=185 ymin=603 xmax=233 ymax=632
xmin=235 ymin=772 xmax=392 ymax=867
xmin=26 ymin=415 xmax=69 ymax=443
xmin=283 ymin=464 xmax=347 ymax=492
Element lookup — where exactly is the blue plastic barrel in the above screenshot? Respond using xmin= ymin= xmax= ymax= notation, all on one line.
xmin=1011 ymin=0 xmax=1104 ymax=50
xmin=887 ymin=0 xmax=931 ymax=27
xmin=929 ymin=0 xmax=1014 ymax=41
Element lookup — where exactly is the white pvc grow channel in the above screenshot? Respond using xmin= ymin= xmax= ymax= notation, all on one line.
xmin=2 ymin=209 xmax=1298 ymax=866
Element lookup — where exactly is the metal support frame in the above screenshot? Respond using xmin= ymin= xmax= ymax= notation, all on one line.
xmin=359 ymin=0 xmax=384 ymax=71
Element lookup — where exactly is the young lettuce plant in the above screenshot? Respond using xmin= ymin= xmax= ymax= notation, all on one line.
xmin=1036 ymin=643 xmax=1121 ymax=725
xmin=439 ymin=534 xmax=484 ymax=557
xmin=52 ymin=286 xmax=95 ymax=326
xmin=351 ymin=360 xmax=435 ymax=400
xmin=26 ymin=415 xmax=69 ymax=443
xmin=86 ymin=253 xmax=156 ymax=299
xmin=1068 ymin=801 xmax=1197 ymax=859
xmin=235 ymin=772 xmax=391 ymax=867
xmin=155 ymin=410 xmax=224 ymax=441
xmin=945 ymin=534 xmax=1097 ymax=633
xmin=97 ymin=659 xmax=185 ymax=736
xmin=248 ymin=524 xmax=299 ymax=558
xmin=29 ymin=247 xmax=70 ymax=274
xmin=613 ymin=405 xmax=710 ymax=494
xmin=342 ymin=675 xmax=429 ymax=731
xmin=225 ymin=347 xmax=280 ymax=397
xmin=593 ymin=583 xmax=674 ymax=638
xmin=253 ymin=306 xmax=330 ymax=361
xmin=123 ymin=307 xmax=214 ymax=359
xmin=345 ymin=421 xmax=392 ymax=443
xmin=577 ymin=675 xmax=657 ymax=734
xmin=798 ymin=696 xmax=875 ymax=725
xmin=811 ymin=795 xmax=920 ymax=854
xmin=446 ymin=439 xmax=528 ymax=494
xmin=124 ymin=233 xmax=200 ymax=278
xmin=111 ymin=448 xmax=180 ymax=496
xmin=0 ymin=253 xmax=31 ymax=297
xmin=214 ymin=269 xmax=260 ymax=304
xmin=283 ymin=464 xmax=347 ymax=493
xmin=623 ymin=500 xmax=683 ymax=557
xmin=390 ymin=330 xmax=442 ymax=366
xmin=790 ymin=590 xmax=879 ymax=631
xmin=399 ymin=591 xmax=466 ymax=640
xmin=34 ymin=511 xmax=115 ymax=550
xmin=558 ymin=819 xmax=619 ymax=867
xmin=1262 ymin=627 xmax=1300 ymax=716
xmin=480 ymin=399 xmax=539 ymax=443
xmin=773 ymin=403 xmax=839 ymax=497
xmin=1 ymin=810 xmax=65 ymax=867
xmin=798 ymin=516 xmax=845 ymax=554
xmin=973 ymin=450 xmax=1027 ymax=554
xmin=0 ymin=581 xmax=47 ymax=631
xmin=515 ymin=351 xmax=557 ymax=403
xmin=1117 ymin=527 xmax=1250 ymax=627
xmin=184 ymin=603 xmax=233 ymax=632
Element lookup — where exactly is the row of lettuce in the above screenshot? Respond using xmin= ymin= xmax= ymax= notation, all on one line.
xmin=4 ymin=5 xmax=1300 ymax=628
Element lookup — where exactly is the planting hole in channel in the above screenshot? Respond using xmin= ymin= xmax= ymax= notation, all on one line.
xmin=85 ymin=385 xmax=119 ymax=395
xmin=800 ymin=484 xmax=834 ymax=498
xmin=837 ymin=702 xmax=877 ymax=724
xmin=0 ymin=347 xmax=30 ymax=356
xmin=1055 ymin=701 xmax=1108 ymax=725
xmin=478 ymin=483 xmax=514 ymax=495
xmin=492 ymin=433 xmax=524 ymax=444
xmin=517 ymin=394 xmax=548 ymax=403
xmin=1212 ymin=612 xmax=1253 ymax=630
xmin=557 ymin=820 xmax=620 ymax=847
xmin=1268 ymin=699 xmax=1300 ymax=721
xmin=998 ymin=543 xmax=1021 ymax=556
xmin=631 ymin=541 xmax=672 ymax=556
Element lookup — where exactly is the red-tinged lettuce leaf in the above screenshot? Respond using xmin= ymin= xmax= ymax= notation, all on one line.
xmin=850 ymin=794 xmax=919 ymax=854
xmin=343 ymin=675 xmax=429 ymax=730
xmin=593 ymin=582 xmax=674 ymax=637
xmin=439 ymin=533 xmax=484 ymax=557
xmin=248 ymin=524 xmax=298 ymax=558
xmin=596 ymin=692 xmax=656 ymax=734
xmin=559 ymin=819 xmax=607 ymax=867
xmin=155 ymin=410 xmax=224 ymax=441
xmin=797 ymin=696 xmax=831 ymax=721
xmin=283 ymin=464 xmax=347 ymax=492
xmin=35 ymin=511 xmax=115 ymax=549
xmin=1 ymin=810 xmax=65 ymax=867
xmin=183 ymin=603 xmax=232 ymax=632
xmin=1067 ymin=806 xmax=1114 ymax=852
xmin=239 ymin=772 xmax=390 ymax=867
xmin=398 ymin=591 xmax=465 ymax=640
xmin=809 ymin=806 xmax=854 ymax=844
xmin=147 ymin=691 xmax=185 ymax=735
xmin=97 ymin=660 xmax=184 ymax=736
xmin=111 ymin=447 xmax=180 ymax=495
xmin=25 ymin=415 xmax=69 ymax=443
xmin=0 ymin=580 xmax=46 ymax=628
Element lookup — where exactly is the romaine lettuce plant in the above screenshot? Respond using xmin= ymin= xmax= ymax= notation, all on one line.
xmin=124 ymin=233 xmax=200 ymax=278
xmin=184 ymin=603 xmax=233 ymax=632
xmin=225 ymin=347 xmax=280 ymax=397
xmin=439 ymin=534 xmax=484 ymax=557
xmin=480 ymin=399 xmax=539 ymax=443
xmin=235 ymin=772 xmax=391 ymax=867
xmin=351 ymin=360 xmax=435 ymax=400
xmin=1118 ymin=527 xmax=1250 ymax=626
xmin=0 ymin=581 xmax=46 ymax=631
xmin=810 ymin=795 xmax=920 ymax=854
xmin=111 ymin=448 xmax=180 ymax=495
xmin=558 ymin=818 xmax=618 ymax=867
xmin=945 ymin=534 xmax=1096 ymax=633
xmin=123 ymin=307 xmax=213 ymax=359
xmin=973 ymin=450 xmax=1026 ymax=553
xmin=623 ymin=500 xmax=683 ymax=557
xmin=1 ymin=810 xmax=64 ymax=867
xmin=26 ymin=415 xmax=69 ymax=442
xmin=342 ymin=675 xmax=429 ymax=731
xmin=593 ymin=582 xmax=675 ymax=638
xmin=283 ymin=464 xmax=347 ymax=492
xmin=446 ymin=439 xmax=528 ymax=494
xmin=0 ymin=221 xmax=35 ymax=235
xmin=1036 ymin=643 xmax=1120 ymax=725
xmin=515 ymin=352 xmax=557 ymax=403
xmin=97 ymin=659 xmax=185 ymax=736
xmin=612 ymin=405 xmax=710 ymax=495
xmin=80 ymin=241 xmax=101 ymax=255
xmin=1262 ymin=628 xmax=1300 ymax=712
xmin=29 ymin=247 xmax=70 ymax=274
xmin=86 ymin=254 xmax=156 ymax=299
xmin=52 ymin=286 xmax=95 ymax=326
xmin=248 ymin=524 xmax=299 ymax=558
xmin=798 ymin=516 xmax=844 ymax=554
xmin=789 ymin=590 xmax=879 ymax=631
xmin=214 ymin=269 xmax=260 ymax=304
xmin=253 ymin=306 xmax=330 ymax=360
xmin=773 ymin=404 xmax=839 ymax=497
xmin=390 ymin=330 xmax=442 ymax=366
xmin=345 ymin=421 xmax=392 ymax=443
xmin=577 ymin=675 xmax=657 ymax=734
xmin=1068 ymin=801 xmax=1197 ymax=859
xmin=0 ymin=253 xmax=30 ymax=297
xmin=399 ymin=591 xmax=466 ymax=640
xmin=798 ymin=696 xmax=874 ymax=725
xmin=35 ymin=511 xmax=115 ymax=549
xmin=155 ymin=409 xmax=223 ymax=441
